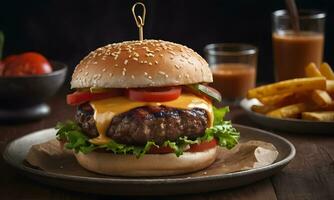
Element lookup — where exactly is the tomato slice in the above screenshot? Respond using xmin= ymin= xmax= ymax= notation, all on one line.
xmin=148 ymin=139 xmax=217 ymax=154
xmin=187 ymin=138 xmax=217 ymax=152
xmin=148 ymin=146 xmax=175 ymax=154
xmin=128 ymin=87 xmax=181 ymax=102
xmin=66 ymin=90 xmax=122 ymax=105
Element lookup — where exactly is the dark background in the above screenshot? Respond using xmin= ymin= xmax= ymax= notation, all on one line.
xmin=0 ymin=0 xmax=333 ymax=84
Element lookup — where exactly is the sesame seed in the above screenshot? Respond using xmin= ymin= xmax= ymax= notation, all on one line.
xmin=158 ymin=71 xmax=165 ymax=75
xmin=140 ymin=61 xmax=144 ymax=64
xmin=168 ymin=51 xmax=176 ymax=55
xmin=146 ymin=53 xmax=155 ymax=57
xmin=178 ymin=74 xmax=182 ymax=78
xmin=93 ymin=61 xmax=98 ymax=64
xmin=93 ymin=74 xmax=101 ymax=80
xmin=155 ymin=61 xmax=159 ymax=64
xmin=109 ymin=73 xmax=113 ymax=77
xmin=174 ymin=64 xmax=181 ymax=69
xmin=114 ymin=64 xmax=118 ymax=67
xmin=124 ymin=60 xmax=128 ymax=65
xmin=102 ymin=68 xmax=106 ymax=72
xmin=84 ymin=72 xmax=89 ymax=76
xmin=131 ymin=75 xmax=135 ymax=79
xmin=148 ymin=76 xmax=152 ymax=79
xmin=144 ymin=61 xmax=148 ymax=64
xmin=133 ymin=57 xmax=138 ymax=61
xmin=144 ymin=72 xmax=148 ymax=76
xmin=159 ymin=54 xmax=163 ymax=57
xmin=148 ymin=62 xmax=152 ymax=65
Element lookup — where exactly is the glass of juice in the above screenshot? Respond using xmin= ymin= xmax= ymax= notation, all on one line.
xmin=272 ymin=10 xmax=326 ymax=81
xmin=204 ymin=43 xmax=257 ymax=104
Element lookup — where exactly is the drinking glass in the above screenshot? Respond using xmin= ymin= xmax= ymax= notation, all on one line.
xmin=204 ymin=43 xmax=257 ymax=104
xmin=272 ymin=10 xmax=326 ymax=81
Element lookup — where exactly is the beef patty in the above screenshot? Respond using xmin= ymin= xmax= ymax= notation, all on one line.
xmin=75 ymin=103 xmax=209 ymax=145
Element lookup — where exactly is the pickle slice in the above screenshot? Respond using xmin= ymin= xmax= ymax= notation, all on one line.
xmin=187 ymin=84 xmax=222 ymax=102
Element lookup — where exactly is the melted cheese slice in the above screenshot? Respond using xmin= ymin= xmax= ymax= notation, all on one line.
xmin=89 ymin=93 xmax=213 ymax=145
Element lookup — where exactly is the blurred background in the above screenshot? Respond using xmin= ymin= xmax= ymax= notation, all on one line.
xmin=0 ymin=0 xmax=333 ymax=85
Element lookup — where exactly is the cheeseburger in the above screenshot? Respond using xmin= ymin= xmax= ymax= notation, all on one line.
xmin=56 ymin=40 xmax=239 ymax=176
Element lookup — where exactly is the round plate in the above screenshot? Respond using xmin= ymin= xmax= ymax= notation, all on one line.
xmin=240 ymin=98 xmax=334 ymax=134
xmin=3 ymin=124 xmax=295 ymax=196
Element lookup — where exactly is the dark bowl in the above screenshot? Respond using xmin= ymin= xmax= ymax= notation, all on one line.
xmin=0 ymin=61 xmax=67 ymax=108
xmin=0 ymin=61 xmax=67 ymax=122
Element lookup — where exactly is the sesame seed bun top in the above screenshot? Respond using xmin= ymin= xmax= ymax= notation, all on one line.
xmin=71 ymin=39 xmax=213 ymax=89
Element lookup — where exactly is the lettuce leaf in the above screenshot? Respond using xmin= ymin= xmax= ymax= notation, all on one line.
xmin=55 ymin=106 xmax=240 ymax=157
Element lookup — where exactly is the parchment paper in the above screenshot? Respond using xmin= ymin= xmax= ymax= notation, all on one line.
xmin=25 ymin=139 xmax=279 ymax=178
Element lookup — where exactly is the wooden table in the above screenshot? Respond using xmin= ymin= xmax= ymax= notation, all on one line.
xmin=0 ymin=92 xmax=333 ymax=200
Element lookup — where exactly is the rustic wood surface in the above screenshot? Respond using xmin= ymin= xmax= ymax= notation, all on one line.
xmin=0 ymin=93 xmax=333 ymax=200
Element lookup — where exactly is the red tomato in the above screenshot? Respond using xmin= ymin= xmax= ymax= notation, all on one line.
xmin=128 ymin=87 xmax=181 ymax=102
xmin=3 ymin=52 xmax=52 ymax=76
xmin=0 ymin=55 xmax=18 ymax=76
xmin=148 ymin=146 xmax=175 ymax=154
xmin=2 ymin=55 xmax=18 ymax=65
xmin=187 ymin=138 xmax=217 ymax=152
xmin=148 ymin=139 xmax=217 ymax=154
xmin=67 ymin=90 xmax=123 ymax=105
xmin=0 ymin=61 xmax=4 ymax=76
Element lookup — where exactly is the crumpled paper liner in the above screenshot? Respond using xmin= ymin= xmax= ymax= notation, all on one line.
xmin=25 ymin=139 xmax=279 ymax=178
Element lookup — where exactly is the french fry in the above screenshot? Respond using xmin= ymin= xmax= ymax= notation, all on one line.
xmin=247 ymin=61 xmax=334 ymax=121
xmin=326 ymin=80 xmax=334 ymax=93
xmin=305 ymin=62 xmax=323 ymax=77
xmin=304 ymin=63 xmax=333 ymax=105
xmin=322 ymin=102 xmax=334 ymax=111
xmin=247 ymin=77 xmax=326 ymax=99
xmin=311 ymin=90 xmax=332 ymax=107
xmin=266 ymin=103 xmax=310 ymax=119
xmin=302 ymin=111 xmax=334 ymax=121
xmin=320 ymin=63 xmax=334 ymax=80
xmin=251 ymin=105 xmax=279 ymax=114
xmin=257 ymin=92 xmax=293 ymax=106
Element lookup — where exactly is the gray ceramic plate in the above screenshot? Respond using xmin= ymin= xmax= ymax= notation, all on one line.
xmin=3 ymin=124 xmax=295 ymax=196
xmin=240 ymin=98 xmax=334 ymax=134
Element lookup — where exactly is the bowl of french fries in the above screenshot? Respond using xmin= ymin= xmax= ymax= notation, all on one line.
xmin=240 ymin=62 xmax=334 ymax=134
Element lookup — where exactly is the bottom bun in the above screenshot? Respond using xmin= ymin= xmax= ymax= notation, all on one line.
xmin=75 ymin=147 xmax=217 ymax=177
